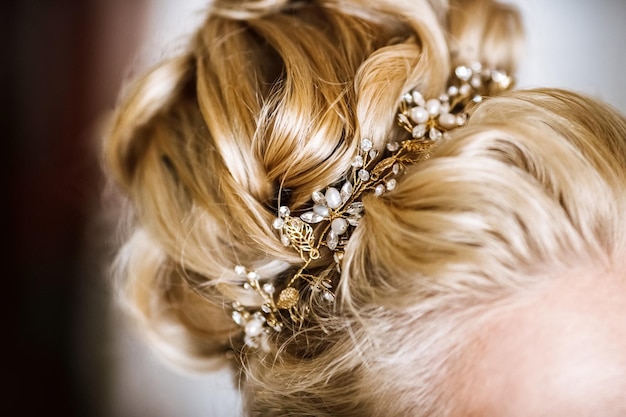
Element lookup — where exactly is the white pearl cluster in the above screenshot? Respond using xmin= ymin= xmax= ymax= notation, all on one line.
xmin=398 ymin=90 xmax=467 ymax=141
xmin=232 ymin=265 xmax=283 ymax=350
xmin=397 ymin=64 xmax=512 ymax=141
xmin=292 ymin=176 xmax=362 ymax=251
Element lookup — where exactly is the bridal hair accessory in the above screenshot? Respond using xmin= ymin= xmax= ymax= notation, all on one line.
xmin=232 ymin=63 xmax=513 ymax=349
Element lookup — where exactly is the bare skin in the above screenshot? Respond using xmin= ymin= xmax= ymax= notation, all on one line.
xmin=460 ymin=268 xmax=626 ymax=417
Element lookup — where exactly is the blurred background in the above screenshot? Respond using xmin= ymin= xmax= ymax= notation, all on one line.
xmin=7 ymin=0 xmax=626 ymax=416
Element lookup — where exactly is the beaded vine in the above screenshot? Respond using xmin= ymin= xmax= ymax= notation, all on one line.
xmin=231 ymin=63 xmax=513 ymax=349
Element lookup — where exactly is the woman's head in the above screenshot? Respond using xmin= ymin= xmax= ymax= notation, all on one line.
xmin=102 ymin=0 xmax=626 ymax=415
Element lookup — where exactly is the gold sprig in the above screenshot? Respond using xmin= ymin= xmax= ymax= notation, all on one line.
xmin=231 ymin=63 xmax=513 ymax=349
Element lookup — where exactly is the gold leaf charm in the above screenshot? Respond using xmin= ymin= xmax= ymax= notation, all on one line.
xmin=283 ymin=217 xmax=316 ymax=258
xmin=277 ymin=287 xmax=300 ymax=309
xmin=369 ymin=156 xmax=397 ymax=180
xmin=402 ymin=140 xmax=435 ymax=156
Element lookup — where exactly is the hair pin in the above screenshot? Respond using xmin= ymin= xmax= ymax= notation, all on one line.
xmin=231 ymin=63 xmax=513 ymax=349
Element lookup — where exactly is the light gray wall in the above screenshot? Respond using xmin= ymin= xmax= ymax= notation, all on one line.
xmin=511 ymin=0 xmax=626 ymax=111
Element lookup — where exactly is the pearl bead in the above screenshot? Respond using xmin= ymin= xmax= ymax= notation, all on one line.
xmin=438 ymin=113 xmax=458 ymax=129
xmin=409 ymin=106 xmax=429 ymax=124
xmin=331 ymin=218 xmax=348 ymax=235
xmin=447 ymin=85 xmax=459 ymax=96
xmin=325 ymin=187 xmax=342 ymax=209
xmin=426 ymin=99 xmax=441 ymax=116
xmin=313 ymin=204 xmax=329 ymax=217
xmin=245 ymin=319 xmax=264 ymax=337
xmin=455 ymin=65 xmax=472 ymax=81
xmin=272 ymin=217 xmax=284 ymax=229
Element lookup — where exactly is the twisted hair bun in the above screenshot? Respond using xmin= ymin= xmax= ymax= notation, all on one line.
xmin=103 ymin=0 xmax=626 ymax=415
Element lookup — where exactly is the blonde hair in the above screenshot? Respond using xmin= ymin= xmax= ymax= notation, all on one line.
xmin=102 ymin=0 xmax=626 ymax=416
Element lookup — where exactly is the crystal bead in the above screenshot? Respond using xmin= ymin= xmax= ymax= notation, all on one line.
xmin=322 ymin=291 xmax=335 ymax=302
xmin=369 ymin=149 xmax=378 ymax=159
xmin=457 ymin=113 xmax=468 ymax=126
xmin=327 ymin=230 xmax=339 ymax=250
xmin=232 ymin=310 xmax=244 ymax=326
xmin=410 ymin=106 xmax=429 ymax=124
xmin=455 ymin=65 xmax=472 ymax=81
xmin=397 ymin=113 xmax=409 ymax=126
xmin=313 ymin=204 xmax=330 ymax=217
xmin=262 ymin=283 xmax=275 ymax=294
xmin=472 ymin=95 xmax=483 ymax=103
xmin=412 ymin=90 xmax=425 ymax=107
xmin=386 ymin=179 xmax=397 ymax=191
xmin=447 ymin=85 xmax=459 ymax=97
xmin=429 ymin=128 xmax=442 ymax=141
xmin=491 ymin=70 xmax=506 ymax=83
xmin=358 ymin=169 xmax=370 ymax=181
xmin=272 ymin=217 xmax=284 ymax=229
xmin=347 ymin=216 xmax=360 ymax=226
xmin=392 ymin=163 xmax=401 ymax=175
xmin=281 ymin=234 xmax=290 ymax=246
xmin=243 ymin=282 xmax=251 ymax=290
xmin=374 ymin=184 xmax=385 ymax=196
xmin=261 ymin=304 xmax=272 ymax=313
xmin=312 ymin=191 xmax=326 ymax=204
xmin=351 ymin=155 xmax=363 ymax=168
xmin=498 ymin=76 xmax=511 ymax=89
xmin=412 ymin=124 xmax=426 ymax=138
xmin=247 ymin=271 xmax=260 ymax=280
xmin=471 ymin=61 xmax=482 ymax=72
xmin=347 ymin=202 xmax=364 ymax=214
xmin=459 ymin=84 xmax=471 ymax=96
xmin=386 ymin=141 xmax=400 ymax=152
xmin=340 ymin=181 xmax=353 ymax=202
xmin=325 ymin=187 xmax=342 ymax=209
xmin=403 ymin=92 xmax=413 ymax=104
xmin=301 ymin=211 xmax=325 ymax=223
xmin=235 ymin=265 xmax=246 ymax=276
xmin=278 ymin=206 xmax=290 ymax=217
xmin=244 ymin=335 xmax=259 ymax=349
xmin=361 ymin=138 xmax=373 ymax=152
xmin=331 ymin=218 xmax=348 ymax=235
xmin=470 ymin=75 xmax=482 ymax=88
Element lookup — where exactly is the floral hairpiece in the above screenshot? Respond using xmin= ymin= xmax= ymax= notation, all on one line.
xmin=231 ymin=63 xmax=513 ymax=349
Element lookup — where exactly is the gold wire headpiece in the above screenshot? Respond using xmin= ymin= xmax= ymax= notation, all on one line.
xmin=231 ymin=63 xmax=513 ymax=349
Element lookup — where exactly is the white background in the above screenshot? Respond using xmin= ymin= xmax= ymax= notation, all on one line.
xmin=107 ymin=1 xmax=626 ymax=416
